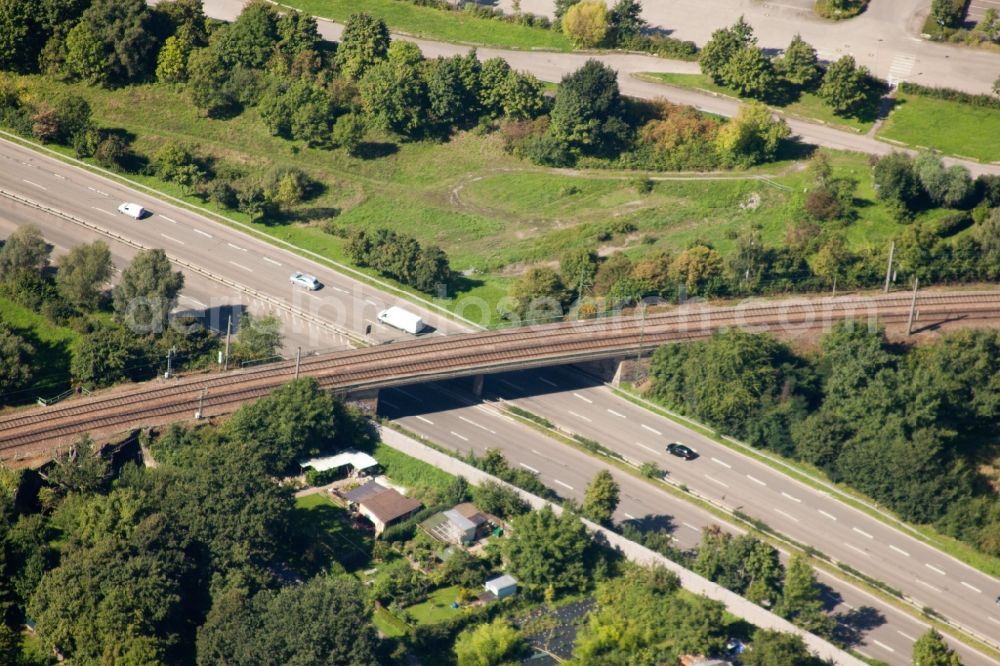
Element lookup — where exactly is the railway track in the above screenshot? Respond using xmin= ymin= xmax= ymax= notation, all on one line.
xmin=3 ymin=291 xmax=999 ymax=464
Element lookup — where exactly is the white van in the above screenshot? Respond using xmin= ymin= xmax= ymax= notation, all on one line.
xmin=377 ymin=307 xmax=425 ymax=335
xmin=117 ymin=202 xmax=145 ymax=219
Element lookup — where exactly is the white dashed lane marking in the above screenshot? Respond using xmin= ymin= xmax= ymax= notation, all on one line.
xmin=747 ymin=475 xmax=766 ymax=486
xmin=711 ymin=457 xmax=731 ymax=468
xmin=641 ymin=424 xmax=661 ymax=435
xmin=774 ymin=508 xmax=799 ymax=523
xmin=415 ymin=415 xmax=433 ymax=425
xmin=520 ymin=462 xmax=539 ymax=474
xmin=852 ymin=527 xmax=873 ymax=539
xmin=925 ymin=563 xmax=946 ymax=576
xmin=554 ymin=479 xmax=574 ymax=490
xmin=889 ymin=545 xmax=909 ymax=557
xmin=818 ymin=509 xmax=838 ymax=521
xmin=193 ymin=228 xmax=213 ymax=238
xmin=22 ymin=179 xmax=46 ymax=190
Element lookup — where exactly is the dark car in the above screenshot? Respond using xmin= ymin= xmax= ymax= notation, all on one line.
xmin=666 ymin=442 xmax=698 ymax=460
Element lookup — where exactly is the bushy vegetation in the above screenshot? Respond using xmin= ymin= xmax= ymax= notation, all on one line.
xmin=0 ymin=225 xmax=227 ymax=403
xmin=700 ymin=19 xmax=882 ymax=121
xmin=646 ymin=325 xmax=1000 ymax=557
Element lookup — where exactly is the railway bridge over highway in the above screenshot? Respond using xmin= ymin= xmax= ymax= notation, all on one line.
xmin=2 ymin=290 xmax=999 ymax=466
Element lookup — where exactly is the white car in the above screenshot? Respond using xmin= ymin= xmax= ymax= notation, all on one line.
xmin=289 ymin=272 xmax=321 ymax=290
xmin=117 ymin=202 xmax=145 ymax=219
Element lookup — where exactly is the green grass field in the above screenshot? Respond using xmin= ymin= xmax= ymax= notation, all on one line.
xmin=402 ymin=584 xmax=464 ymax=624
xmin=0 ymin=296 xmax=79 ymax=403
xmin=291 ymin=493 xmax=374 ymax=573
xmin=5 ymin=75 xmax=927 ymax=327
xmin=282 ymin=0 xmax=572 ymax=51
xmin=877 ymin=91 xmax=1000 ymax=162
xmin=639 ymin=72 xmax=874 ymax=133
xmin=373 ymin=442 xmax=457 ymax=497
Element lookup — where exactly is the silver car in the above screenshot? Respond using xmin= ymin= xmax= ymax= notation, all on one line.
xmin=289 ymin=272 xmax=320 ymax=290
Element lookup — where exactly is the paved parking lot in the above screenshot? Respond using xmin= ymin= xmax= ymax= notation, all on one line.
xmin=966 ymin=0 xmax=1000 ymax=24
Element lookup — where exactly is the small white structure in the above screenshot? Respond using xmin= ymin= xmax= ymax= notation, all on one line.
xmin=300 ymin=449 xmax=379 ymax=479
xmin=484 ymin=574 xmax=518 ymax=600
xmin=377 ymin=306 xmax=425 ymax=334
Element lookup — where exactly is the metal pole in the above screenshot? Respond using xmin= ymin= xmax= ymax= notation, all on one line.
xmin=196 ymin=388 xmax=206 ymax=419
xmin=637 ymin=302 xmax=647 ymax=365
xmin=832 ymin=277 xmax=837 ymax=297
xmin=165 ymin=347 xmax=174 ymax=379
xmin=906 ymin=276 xmax=919 ymax=335
xmin=224 ymin=315 xmax=232 ymax=371
xmin=295 ymin=347 xmax=301 ymax=379
xmin=884 ymin=241 xmax=895 ymax=293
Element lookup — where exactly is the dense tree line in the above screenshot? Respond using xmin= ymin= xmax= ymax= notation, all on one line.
xmin=700 ymin=18 xmax=882 ymax=120
xmin=0 ymin=225 xmax=287 ymax=403
xmin=346 ymin=228 xmax=451 ymax=294
xmin=647 ymin=325 xmax=1000 ymax=556
xmin=0 ymin=378 xmax=381 ymax=664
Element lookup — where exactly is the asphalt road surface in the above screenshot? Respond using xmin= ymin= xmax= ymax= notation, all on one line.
xmin=0 ymin=137 xmax=465 ymax=351
xmin=379 ymin=379 xmax=997 ymax=666
xmin=195 ymin=0 xmax=1000 ymax=178
xmin=506 ymin=0 xmax=1000 ymax=95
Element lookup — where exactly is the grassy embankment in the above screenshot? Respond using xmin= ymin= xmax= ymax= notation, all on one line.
xmin=878 ymin=90 xmax=1000 ymax=162
xmin=0 ymin=296 xmax=80 ymax=402
xmin=281 ymin=0 xmax=572 ymax=51
xmin=6 ymin=75 xmax=943 ymax=327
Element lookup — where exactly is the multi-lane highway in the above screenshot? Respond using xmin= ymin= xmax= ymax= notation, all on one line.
xmin=0 ymin=137 xmax=464 ymax=350
xmin=380 ymin=378 xmax=997 ymax=666
xmin=2 ymin=114 xmax=999 ymax=666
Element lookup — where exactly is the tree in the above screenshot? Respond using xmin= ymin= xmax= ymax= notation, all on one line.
xmin=776 ymin=34 xmax=820 ymax=88
xmin=56 ymin=240 xmax=112 ymax=310
xmin=555 ymin=0 xmax=582 ymax=20
xmin=668 ymin=244 xmax=725 ymax=296
xmin=931 ymin=0 xmax=963 ymax=27
xmin=336 ymin=12 xmax=391 ymax=80
xmin=187 ymin=46 xmax=236 ymax=116
xmin=714 ymin=102 xmax=789 ymax=166
xmin=241 ymin=576 xmax=379 ymax=666
xmin=232 ymin=312 xmax=282 ymax=363
xmin=872 ymin=152 xmax=920 ymax=211
xmin=0 ymin=224 xmax=50 ymax=280
xmin=472 ymin=481 xmax=530 ymax=519
xmin=915 ymin=151 xmax=973 ymax=208
xmin=479 ymin=57 xmax=513 ymax=117
xmin=359 ymin=47 xmax=428 ymax=135
xmin=699 ymin=16 xmax=756 ymax=83
xmin=560 ymin=248 xmax=599 ymax=297
xmin=550 ymin=59 xmax=627 ymax=154
xmin=28 ymin=513 xmax=188 ymax=663
xmin=912 ymin=629 xmax=961 ymax=666
xmin=0 ymin=0 xmax=41 ymax=72
xmin=779 ymin=554 xmax=834 ymax=636
xmin=45 ymin=434 xmax=110 ymax=494
xmin=70 ymin=321 xmax=154 ymax=388
xmin=607 ymin=0 xmax=647 ymax=46
xmin=501 ymin=70 xmax=545 ymax=119
xmin=154 ymin=142 xmax=205 ymax=193
xmin=225 ymin=377 xmax=342 ymax=474
xmin=721 ymin=46 xmax=777 ymax=99
xmin=742 ymin=629 xmax=824 ymax=666
xmin=332 ymin=112 xmax=366 ymax=155
xmin=93 ymin=134 xmax=131 ymax=170
xmin=112 ymin=249 xmax=185 ymax=335
xmin=75 ymin=0 xmax=162 ymax=86
xmin=573 ymin=567 xmax=725 ymax=664
xmin=503 ymin=505 xmax=590 ymax=593
xmin=0 ymin=321 xmax=33 ymax=399
xmin=581 ymin=470 xmax=620 ymax=525
xmin=156 ymin=33 xmax=194 ymax=83
xmin=562 ymin=1 xmax=609 ymax=48
xmin=62 ymin=21 xmax=106 ymax=84
xmin=454 ymin=618 xmax=523 ymax=666
xmin=508 ymin=267 xmax=566 ymax=323
xmin=426 ymin=55 xmax=474 ymax=128
xmin=411 ymin=245 xmax=451 ymax=293
xmin=215 ymin=0 xmax=279 ymax=70
xmin=818 ymin=56 xmax=874 ymax=117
